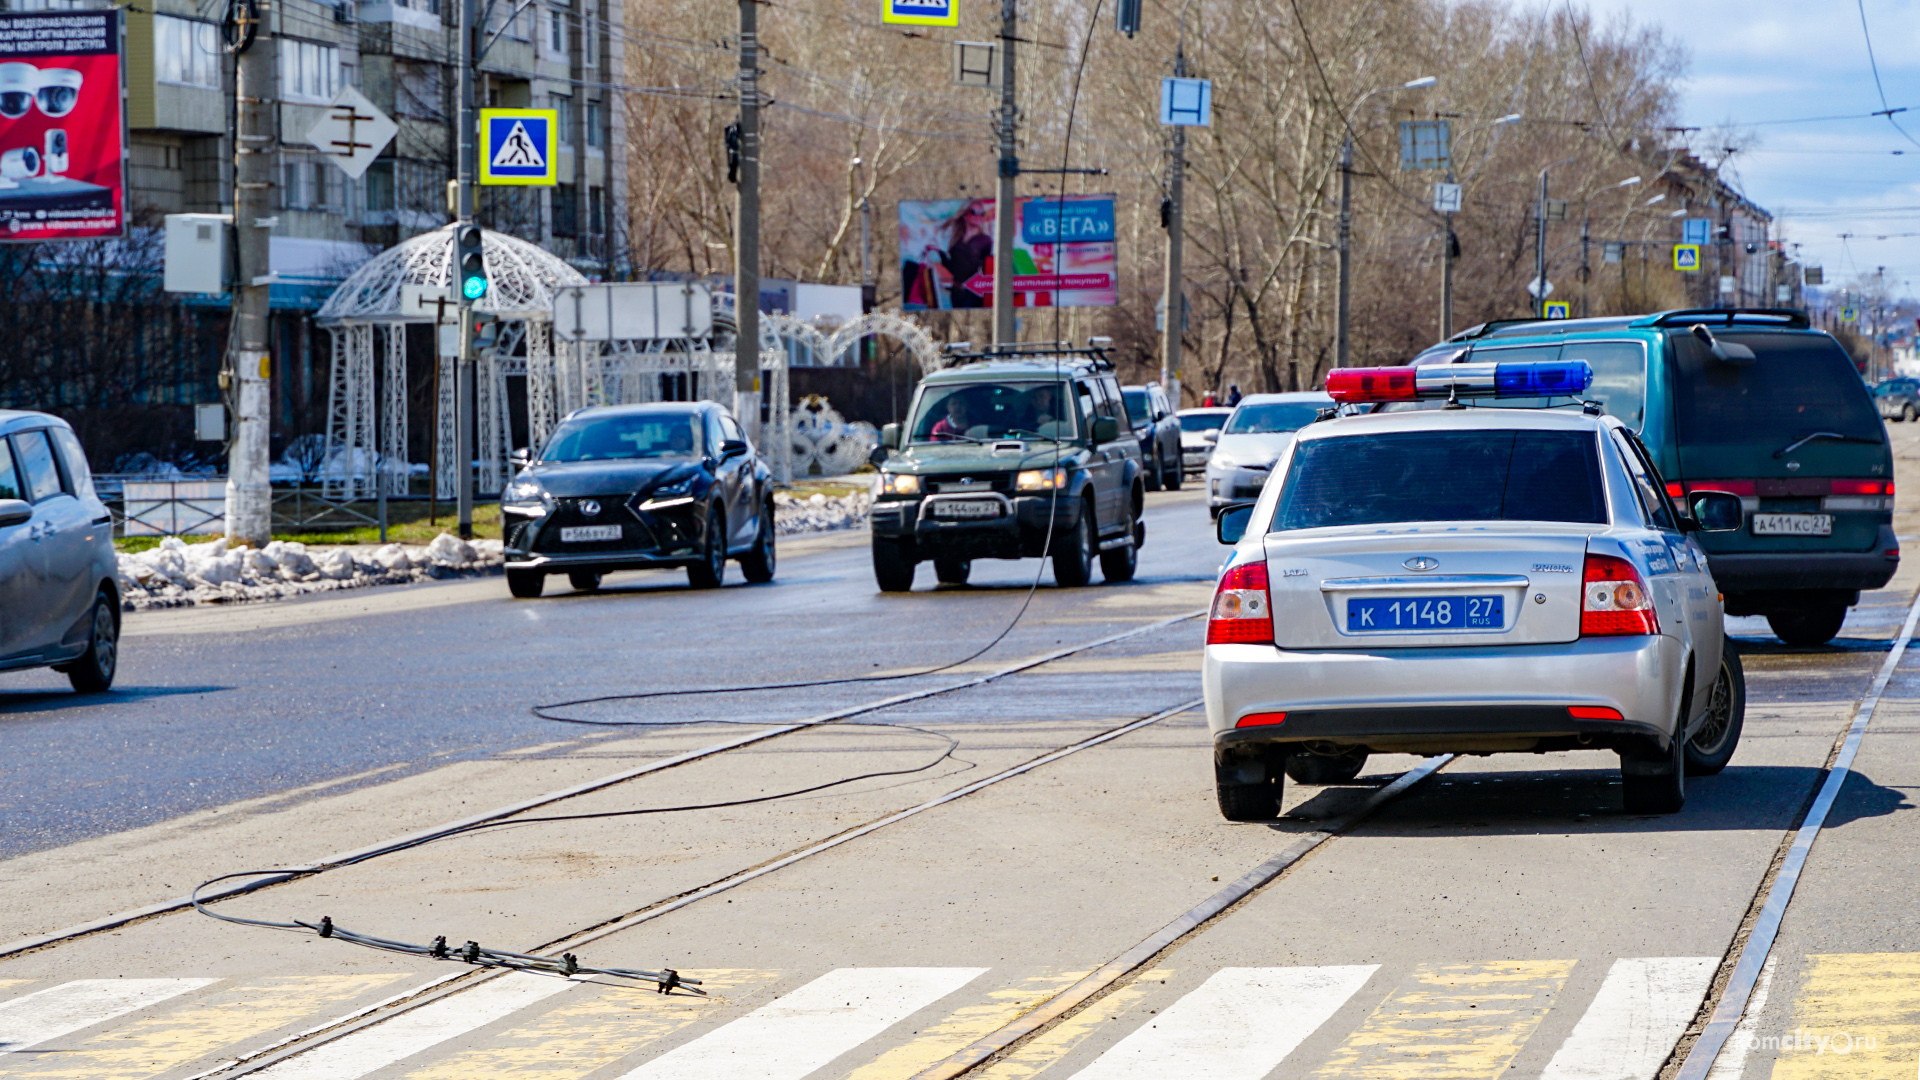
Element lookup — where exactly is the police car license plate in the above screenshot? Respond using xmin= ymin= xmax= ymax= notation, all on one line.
xmin=561 ymin=525 xmax=622 ymax=542
xmin=1750 ymin=513 xmax=1831 ymax=536
xmin=1347 ymin=595 xmax=1503 ymax=632
xmin=931 ymin=499 xmax=1001 ymax=519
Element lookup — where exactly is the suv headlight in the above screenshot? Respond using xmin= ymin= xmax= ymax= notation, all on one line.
xmin=881 ymin=472 xmax=921 ymax=495
xmin=503 ymin=476 xmax=551 ymax=514
xmin=1016 ymin=467 xmax=1068 ymax=491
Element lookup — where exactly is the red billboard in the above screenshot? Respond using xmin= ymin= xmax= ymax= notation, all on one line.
xmin=0 ymin=11 xmax=124 ymax=241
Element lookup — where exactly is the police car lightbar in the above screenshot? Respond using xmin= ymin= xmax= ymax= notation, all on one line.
xmin=1325 ymin=360 xmax=1593 ymax=403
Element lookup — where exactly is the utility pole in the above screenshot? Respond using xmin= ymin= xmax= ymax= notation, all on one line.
xmin=734 ymin=0 xmax=762 ymax=441
xmin=1440 ymin=170 xmax=1456 ymax=340
xmin=991 ymin=0 xmax=1018 ymax=348
xmin=1579 ymin=212 xmax=1591 ymax=318
xmin=1161 ymin=44 xmax=1186 ymax=402
xmin=1334 ymin=133 xmax=1352 ymax=367
xmin=226 ymin=0 xmax=274 ymax=548
xmin=454 ymin=0 xmax=477 ymax=539
xmin=1533 ymin=171 xmax=1549 ymax=318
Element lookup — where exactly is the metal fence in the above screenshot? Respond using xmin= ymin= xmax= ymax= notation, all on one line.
xmin=97 ymin=476 xmax=385 ymax=537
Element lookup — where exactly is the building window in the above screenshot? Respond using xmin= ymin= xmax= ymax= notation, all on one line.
xmin=582 ymin=13 xmax=594 ymax=64
xmin=365 ymin=160 xmax=395 ymax=212
xmin=549 ymin=9 xmax=566 ymax=53
xmin=552 ymin=182 xmax=577 ymax=237
xmin=155 ymin=15 xmax=221 ymax=89
xmin=588 ymin=185 xmax=603 ymax=235
xmin=551 ymin=92 xmax=572 ymax=145
xmin=586 ymin=101 xmax=602 ymax=148
xmin=279 ymin=39 xmax=341 ymax=103
xmin=283 ymin=155 xmax=340 ymax=210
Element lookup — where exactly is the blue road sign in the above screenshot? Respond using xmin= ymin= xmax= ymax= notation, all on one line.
xmin=1022 ymin=197 xmax=1116 ymax=244
xmin=480 ymin=109 xmax=557 ymax=185
xmin=1160 ymin=78 xmax=1211 ymax=127
xmin=1683 ymin=218 xmax=1710 ymax=246
xmin=883 ymin=0 xmax=957 ymax=25
xmin=1673 ymin=244 xmax=1701 ymax=272
xmin=1543 ymin=301 xmax=1570 ymax=320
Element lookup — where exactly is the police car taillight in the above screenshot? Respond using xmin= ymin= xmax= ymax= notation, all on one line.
xmin=1325 ymin=360 xmax=1593 ymax=403
xmin=1581 ymin=553 xmax=1659 ymax=636
xmin=1208 ymin=560 xmax=1272 ymax=645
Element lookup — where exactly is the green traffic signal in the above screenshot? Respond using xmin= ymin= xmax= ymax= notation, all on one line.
xmin=463 ymin=274 xmax=487 ymax=299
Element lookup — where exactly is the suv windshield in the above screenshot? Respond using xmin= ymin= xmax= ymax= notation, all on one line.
xmin=909 ymin=381 xmax=1075 ymax=443
xmin=1225 ymin=401 xmax=1323 ymax=434
xmin=541 ymin=413 xmax=702 ymax=462
xmin=1672 ymin=332 xmax=1882 ymax=447
xmin=1274 ymin=429 xmax=1607 ymax=530
xmin=1122 ymin=389 xmax=1151 ymax=424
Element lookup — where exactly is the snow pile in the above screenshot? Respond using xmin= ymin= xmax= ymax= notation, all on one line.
xmin=774 ymin=488 xmax=872 ymax=535
xmin=117 ymin=534 xmax=504 ymax=610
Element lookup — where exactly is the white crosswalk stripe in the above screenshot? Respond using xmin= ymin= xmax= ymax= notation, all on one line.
xmin=1540 ymin=957 xmax=1718 ymax=1080
xmin=0 ymin=978 xmax=215 ymax=1055
xmin=617 ymin=967 xmax=987 ymax=1080
xmin=1067 ymin=965 xmax=1379 ymax=1079
xmin=251 ymin=971 xmax=579 ymax=1080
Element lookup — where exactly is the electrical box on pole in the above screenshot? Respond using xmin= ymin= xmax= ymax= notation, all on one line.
xmin=163 ymin=213 xmax=231 ymax=293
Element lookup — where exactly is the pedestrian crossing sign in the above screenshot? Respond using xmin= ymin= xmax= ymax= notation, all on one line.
xmin=1672 ymin=244 xmax=1701 ymax=272
xmin=883 ymin=0 xmax=957 ymax=25
xmin=1543 ymin=301 xmax=1570 ymax=320
xmin=479 ymin=109 xmax=558 ymax=186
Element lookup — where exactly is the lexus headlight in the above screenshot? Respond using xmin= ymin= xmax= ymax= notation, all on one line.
xmin=1016 ymin=468 xmax=1068 ymax=491
xmin=881 ymin=472 xmax=921 ymax=495
xmin=651 ymin=478 xmax=693 ymax=498
xmin=503 ymin=476 xmax=551 ymax=513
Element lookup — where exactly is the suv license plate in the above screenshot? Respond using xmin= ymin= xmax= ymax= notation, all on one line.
xmin=931 ymin=499 xmax=1001 ymax=519
xmin=561 ymin=525 xmax=622 ymax=542
xmin=1347 ymin=595 xmax=1503 ymax=632
xmin=1751 ymin=513 xmax=1832 ymax=537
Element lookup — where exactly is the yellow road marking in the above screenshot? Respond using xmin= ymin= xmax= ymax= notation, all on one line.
xmin=398 ymin=970 xmax=780 ymax=1080
xmin=1769 ymin=952 xmax=1920 ymax=1078
xmin=971 ymin=969 xmax=1174 ymax=1080
xmin=842 ymin=970 xmax=1089 ymax=1080
xmin=1314 ymin=960 xmax=1576 ymax=1078
xmin=0 ymin=974 xmax=409 ymax=1080
xmin=0 ymin=980 xmax=31 ymax=996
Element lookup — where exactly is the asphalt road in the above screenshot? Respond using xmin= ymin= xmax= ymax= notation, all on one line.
xmin=5 ymin=446 xmax=1920 ymax=1080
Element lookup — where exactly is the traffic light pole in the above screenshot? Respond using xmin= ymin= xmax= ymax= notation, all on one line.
xmin=455 ymin=0 xmax=477 ymax=538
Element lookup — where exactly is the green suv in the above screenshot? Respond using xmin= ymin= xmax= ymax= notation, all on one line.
xmin=1400 ymin=308 xmax=1895 ymax=646
xmin=869 ymin=346 xmax=1146 ymax=591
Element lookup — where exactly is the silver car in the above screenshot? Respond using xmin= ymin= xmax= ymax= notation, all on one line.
xmin=1204 ymin=392 xmax=1332 ymax=512
xmin=0 ymin=410 xmax=120 ymax=692
xmin=1203 ymin=403 xmax=1745 ymax=820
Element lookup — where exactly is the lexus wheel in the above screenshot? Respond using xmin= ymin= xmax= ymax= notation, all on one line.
xmin=687 ymin=507 xmax=726 ymax=589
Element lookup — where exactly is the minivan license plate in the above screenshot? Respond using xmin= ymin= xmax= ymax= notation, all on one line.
xmin=561 ymin=525 xmax=622 ymax=542
xmin=1750 ymin=513 xmax=1831 ymax=536
xmin=1347 ymin=595 xmax=1502 ymax=632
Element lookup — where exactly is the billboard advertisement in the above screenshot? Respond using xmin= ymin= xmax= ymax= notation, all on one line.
xmin=0 ymin=11 xmax=124 ymax=241
xmin=900 ymin=194 xmax=1117 ymax=311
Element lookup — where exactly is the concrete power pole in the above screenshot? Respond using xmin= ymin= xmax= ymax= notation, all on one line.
xmin=226 ymin=0 xmax=275 ymax=548
xmin=455 ymin=0 xmax=477 ymax=538
xmin=991 ymin=0 xmax=1017 ymax=348
xmin=734 ymin=0 xmax=762 ymax=443
xmin=1334 ymin=133 xmax=1352 ymax=368
xmin=1160 ymin=46 xmax=1185 ymax=402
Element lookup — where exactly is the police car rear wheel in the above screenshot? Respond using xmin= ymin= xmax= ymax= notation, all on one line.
xmin=1215 ymin=747 xmax=1283 ymax=821
xmin=1685 ymin=642 xmax=1745 ymax=776
xmin=1285 ymin=748 xmax=1368 ymax=785
xmin=1621 ymin=726 xmax=1686 ymax=814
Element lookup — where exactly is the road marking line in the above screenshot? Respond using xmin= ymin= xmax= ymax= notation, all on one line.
xmin=1677 ymin=588 xmax=1920 ymax=1080
xmin=971 ymin=972 xmax=1171 ymax=1080
xmin=1705 ymin=957 xmax=1775 ymax=1080
xmin=396 ymin=969 xmax=782 ymax=1080
xmin=1 ymin=612 xmax=1204 ymax=960
xmin=909 ymin=753 xmax=1454 ymax=1080
xmin=1540 ymin=957 xmax=1718 ymax=1080
xmin=0 ymin=975 xmax=409 ymax=1080
xmin=616 ymin=968 xmax=987 ymax=1080
xmin=1768 ymin=952 xmax=1920 ymax=1078
xmin=844 ymin=971 xmax=1090 ymax=1080
xmin=251 ymin=972 xmax=579 ymax=1080
xmin=1313 ymin=959 xmax=1577 ymax=1078
xmin=1068 ymin=965 xmax=1378 ymax=1079
xmin=0 ymin=979 xmax=215 ymax=1055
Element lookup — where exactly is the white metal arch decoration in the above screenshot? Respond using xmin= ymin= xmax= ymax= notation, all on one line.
xmin=824 ymin=311 xmax=943 ymax=373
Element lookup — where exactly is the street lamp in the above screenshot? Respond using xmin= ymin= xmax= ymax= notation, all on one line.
xmin=1578 ymin=176 xmax=1640 ymax=317
xmin=1439 ymin=112 xmax=1523 ymax=339
xmin=1336 ymin=75 xmax=1436 ymax=367
xmin=1531 ymin=156 xmax=1580 ymax=317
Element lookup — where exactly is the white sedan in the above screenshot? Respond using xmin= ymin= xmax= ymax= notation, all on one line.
xmin=1204 ymin=392 xmax=1331 ymax=512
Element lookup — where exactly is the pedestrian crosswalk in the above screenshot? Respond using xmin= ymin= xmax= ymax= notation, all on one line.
xmin=0 ymin=954 xmax=1911 ymax=1079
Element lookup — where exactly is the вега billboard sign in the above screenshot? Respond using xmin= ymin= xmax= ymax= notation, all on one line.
xmin=0 ymin=11 xmax=124 ymax=242
xmin=900 ymin=194 xmax=1118 ymax=311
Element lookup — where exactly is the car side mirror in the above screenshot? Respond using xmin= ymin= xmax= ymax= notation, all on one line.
xmin=1691 ymin=491 xmax=1743 ymax=532
xmin=882 ymin=422 xmax=902 ymax=450
xmin=0 ymin=498 xmax=29 ymax=528
xmin=1215 ymin=502 xmax=1256 ymax=544
xmin=1091 ymin=416 xmax=1120 ymax=443
xmin=509 ymin=447 xmax=531 ymax=469
xmin=1203 ymin=430 xmax=1220 ymax=444
xmin=720 ymin=438 xmax=749 ymax=459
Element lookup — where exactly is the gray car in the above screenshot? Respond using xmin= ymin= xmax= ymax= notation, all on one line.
xmin=1204 ymin=392 xmax=1332 ymax=512
xmin=1874 ymin=377 xmax=1918 ymax=422
xmin=0 ymin=410 xmax=120 ymax=691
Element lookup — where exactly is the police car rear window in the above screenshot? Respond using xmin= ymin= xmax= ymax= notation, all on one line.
xmin=1672 ymin=332 xmax=1882 ymax=446
xmin=1274 ymin=429 xmax=1607 ymax=530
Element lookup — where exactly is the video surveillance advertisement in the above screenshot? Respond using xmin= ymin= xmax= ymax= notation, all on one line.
xmin=0 ymin=11 xmax=123 ymax=241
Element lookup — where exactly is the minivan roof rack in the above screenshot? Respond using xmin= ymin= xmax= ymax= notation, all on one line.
xmin=1637 ymin=308 xmax=1811 ymax=330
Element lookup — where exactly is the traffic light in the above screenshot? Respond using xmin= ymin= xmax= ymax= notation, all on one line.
xmin=1114 ymin=0 xmax=1140 ymax=37
xmin=455 ymin=224 xmax=487 ymax=301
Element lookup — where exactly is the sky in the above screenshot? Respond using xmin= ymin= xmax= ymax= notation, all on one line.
xmin=1589 ymin=0 xmax=1920 ymax=297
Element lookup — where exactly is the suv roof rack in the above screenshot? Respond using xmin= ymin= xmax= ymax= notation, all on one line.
xmin=1637 ymin=307 xmax=1811 ymax=330
xmin=941 ymin=341 xmax=1116 ymax=370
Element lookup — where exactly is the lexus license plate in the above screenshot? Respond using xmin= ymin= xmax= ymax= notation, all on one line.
xmin=931 ymin=499 xmax=1001 ymax=519
xmin=561 ymin=525 xmax=622 ymax=542
xmin=1750 ymin=513 xmax=1831 ymax=537
xmin=1347 ymin=595 xmax=1503 ymax=632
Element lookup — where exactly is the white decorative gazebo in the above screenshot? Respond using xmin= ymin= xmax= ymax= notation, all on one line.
xmin=316 ymin=223 xmax=588 ymax=499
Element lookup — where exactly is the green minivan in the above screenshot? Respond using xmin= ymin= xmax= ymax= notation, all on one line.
xmin=1393 ymin=308 xmax=1895 ymax=646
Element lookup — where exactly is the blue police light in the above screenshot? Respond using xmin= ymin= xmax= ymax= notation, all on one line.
xmin=1492 ymin=359 xmax=1592 ymax=397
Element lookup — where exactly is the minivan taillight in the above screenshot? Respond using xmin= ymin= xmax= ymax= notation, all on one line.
xmin=1581 ymin=553 xmax=1659 ymax=636
xmin=1208 ymin=560 xmax=1273 ymax=644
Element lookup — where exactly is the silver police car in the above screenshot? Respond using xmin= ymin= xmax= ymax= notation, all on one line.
xmin=1203 ymin=359 xmax=1746 ymax=820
